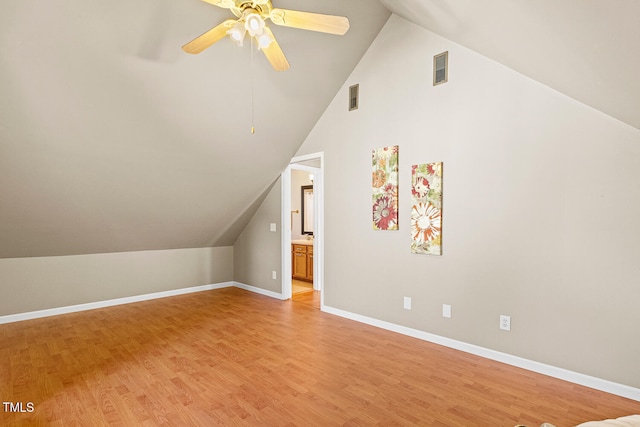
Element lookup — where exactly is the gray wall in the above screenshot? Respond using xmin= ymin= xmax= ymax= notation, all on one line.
xmin=233 ymin=177 xmax=282 ymax=293
xmin=0 ymin=247 xmax=232 ymax=316
xmin=295 ymin=15 xmax=640 ymax=388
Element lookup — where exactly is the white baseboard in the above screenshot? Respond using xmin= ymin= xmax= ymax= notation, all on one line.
xmin=321 ymin=304 xmax=640 ymax=403
xmin=0 ymin=281 xmax=284 ymax=325
xmin=233 ymin=281 xmax=285 ymax=300
xmin=0 ymin=282 xmax=234 ymax=325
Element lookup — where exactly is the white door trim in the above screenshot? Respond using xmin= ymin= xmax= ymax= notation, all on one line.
xmin=281 ymin=152 xmax=324 ymax=304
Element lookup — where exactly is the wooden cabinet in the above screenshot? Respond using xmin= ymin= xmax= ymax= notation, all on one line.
xmin=292 ymin=244 xmax=307 ymax=280
xmin=292 ymin=244 xmax=313 ymax=282
xmin=307 ymin=245 xmax=313 ymax=282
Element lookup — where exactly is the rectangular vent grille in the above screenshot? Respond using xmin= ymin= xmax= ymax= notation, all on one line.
xmin=433 ymin=51 xmax=448 ymax=86
xmin=349 ymin=84 xmax=359 ymax=111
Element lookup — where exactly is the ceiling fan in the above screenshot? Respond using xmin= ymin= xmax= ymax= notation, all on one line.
xmin=182 ymin=0 xmax=350 ymax=71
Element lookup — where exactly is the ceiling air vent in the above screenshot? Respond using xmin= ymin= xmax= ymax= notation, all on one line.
xmin=349 ymin=84 xmax=359 ymax=111
xmin=433 ymin=51 xmax=448 ymax=86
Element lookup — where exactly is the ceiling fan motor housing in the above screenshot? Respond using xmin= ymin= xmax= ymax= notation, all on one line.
xmin=231 ymin=0 xmax=273 ymax=19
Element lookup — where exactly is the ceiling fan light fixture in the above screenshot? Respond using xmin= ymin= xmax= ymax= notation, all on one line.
xmin=256 ymin=32 xmax=273 ymax=49
xmin=227 ymin=21 xmax=246 ymax=45
xmin=244 ymin=13 xmax=265 ymax=37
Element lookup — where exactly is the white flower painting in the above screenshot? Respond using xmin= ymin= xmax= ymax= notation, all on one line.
xmin=372 ymin=146 xmax=399 ymax=231
xmin=411 ymin=162 xmax=442 ymax=255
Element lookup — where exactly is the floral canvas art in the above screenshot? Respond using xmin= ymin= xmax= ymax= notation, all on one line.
xmin=372 ymin=146 xmax=399 ymax=230
xmin=411 ymin=162 xmax=442 ymax=255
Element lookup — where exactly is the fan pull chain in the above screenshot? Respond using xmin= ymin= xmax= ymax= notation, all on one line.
xmin=250 ymin=37 xmax=255 ymax=134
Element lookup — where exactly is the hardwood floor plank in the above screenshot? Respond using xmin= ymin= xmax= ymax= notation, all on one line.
xmin=1 ymin=287 xmax=638 ymax=426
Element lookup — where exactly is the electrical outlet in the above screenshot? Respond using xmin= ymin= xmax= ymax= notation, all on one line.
xmin=403 ymin=296 xmax=412 ymax=310
xmin=272 ymin=271 xmax=277 ymax=280
xmin=270 ymin=223 xmax=277 ymax=232
xmin=442 ymin=304 xmax=452 ymax=318
xmin=500 ymin=315 xmax=511 ymax=331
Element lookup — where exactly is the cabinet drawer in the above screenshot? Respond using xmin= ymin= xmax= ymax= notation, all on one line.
xmin=292 ymin=244 xmax=308 ymax=253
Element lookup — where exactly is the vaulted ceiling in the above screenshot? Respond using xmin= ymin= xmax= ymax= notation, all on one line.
xmin=380 ymin=0 xmax=640 ymax=132
xmin=1 ymin=0 xmax=638 ymax=258
xmin=0 ymin=0 xmax=390 ymax=258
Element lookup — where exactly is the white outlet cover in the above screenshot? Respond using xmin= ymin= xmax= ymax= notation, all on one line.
xmin=442 ymin=304 xmax=451 ymax=318
xmin=272 ymin=270 xmax=277 ymax=280
xmin=403 ymin=296 xmax=412 ymax=310
xmin=270 ymin=223 xmax=277 ymax=232
xmin=500 ymin=315 xmax=511 ymax=331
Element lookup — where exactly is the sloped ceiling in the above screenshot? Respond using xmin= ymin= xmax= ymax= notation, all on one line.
xmin=2 ymin=0 xmax=638 ymax=259
xmin=380 ymin=0 xmax=640 ymax=131
xmin=0 ymin=0 xmax=390 ymax=258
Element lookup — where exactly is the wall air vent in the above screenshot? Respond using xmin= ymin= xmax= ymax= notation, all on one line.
xmin=349 ymin=84 xmax=359 ymax=111
xmin=433 ymin=51 xmax=448 ymax=86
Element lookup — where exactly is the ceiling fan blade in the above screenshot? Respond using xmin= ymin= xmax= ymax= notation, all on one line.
xmin=261 ymin=27 xmax=290 ymax=71
xmin=201 ymin=0 xmax=235 ymax=9
xmin=270 ymin=8 xmax=350 ymax=35
xmin=182 ymin=19 xmax=236 ymax=54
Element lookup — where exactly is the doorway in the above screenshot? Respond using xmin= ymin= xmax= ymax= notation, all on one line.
xmin=281 ymin=152 xmax=324 ymax=308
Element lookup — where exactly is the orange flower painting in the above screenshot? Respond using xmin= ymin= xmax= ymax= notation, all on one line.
xmin=372 ymin=146 xmax=398 ymax=230
xmin=411 ymin=162 xmax=442 ymax=255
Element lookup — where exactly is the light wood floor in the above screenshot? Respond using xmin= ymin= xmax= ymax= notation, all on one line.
xmin=291 ymin=279 xmax=313 ymax=295
xmin=1 ymin=287 xmax=638 ymax=426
